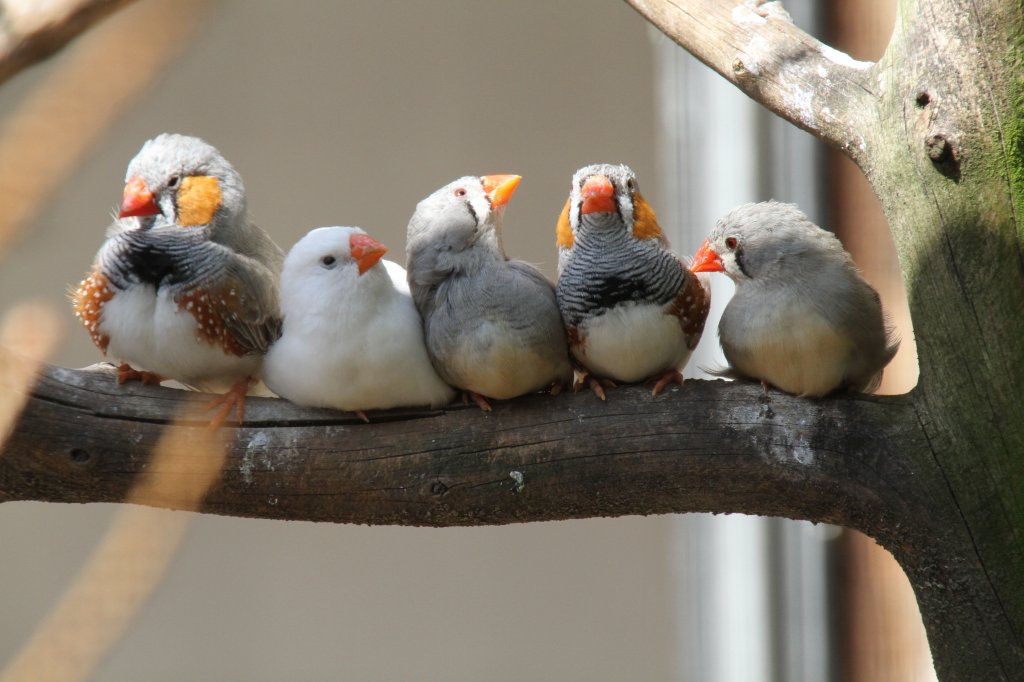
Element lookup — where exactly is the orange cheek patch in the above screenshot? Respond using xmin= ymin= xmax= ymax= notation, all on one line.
xmin=631 ymin=192 xmax=665 ymax=241
xmin=556 ymin=199 xmax=574 ymax=249
xmin=177 ymin=175 xmax=222 ymax=227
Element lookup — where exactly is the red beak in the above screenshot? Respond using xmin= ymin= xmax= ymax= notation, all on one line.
xmin=118 ymin=176 xmax=160 ymax=218
xmin=349 ymin=232 xmax=388 ymax=275
xmin=580 ymin=174 xmax=616 ymax=215
xmin=481 ymin=174 xmax=521 ymax=208
xmin=689 ymin=239 xmax=725 ymax=273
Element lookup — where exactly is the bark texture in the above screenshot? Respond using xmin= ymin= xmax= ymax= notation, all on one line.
xmin=625 ymin=0 xmax=1024 ymax=679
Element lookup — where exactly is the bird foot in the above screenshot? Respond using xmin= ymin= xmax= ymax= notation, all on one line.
xmin=354 ymin=409 xmax=370 ymax=423
xmin=116 ymin=363 xmax=165 ymax=386
xmin=461 ymin=391 xmax=493 ymax=412
xmin=204 ymin=377 xmax=253 ymax=430
xmin=572 ymin=369 xmax=615 ymax=400
xmin=650 ymin=370 xmax=684 ymax=397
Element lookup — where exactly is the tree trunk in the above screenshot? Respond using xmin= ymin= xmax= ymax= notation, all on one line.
xmin=623 ymin=0 xmax=1024 ymax=679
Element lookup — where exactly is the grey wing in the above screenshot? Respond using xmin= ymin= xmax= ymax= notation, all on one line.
xmin=219 ymin=252 xmax=283 ymax=354
xmin=405 ymin=241 xmax=455 ymax=315
xmin=836 ymin=279 xmax=900 ymax=391
xmin=504 ymin=260 xmax=571 ymax=362
xmin=177 ymin=243 xmax=283 ymax=355
xmin=222 ymin=221 xmax=285 ymax=275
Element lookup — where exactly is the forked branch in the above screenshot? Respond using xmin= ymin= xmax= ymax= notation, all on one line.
xmin=625 ymin=0 xmax=879 ymax=161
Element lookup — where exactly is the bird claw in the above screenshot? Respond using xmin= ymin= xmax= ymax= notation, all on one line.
xmin=650 ymin=370 xmax=684 ymax=397
xmin=464 ymin=391 xmax=492 ymax=412
xmin=354 ymin=409 xmax=370 ymax=423
xmin=116 ymin=363 xmax=165 ymax=386
xmin=204 ymin=377 xmax=253 ymax=430
xmin=573 ymin=369 xmax=614 ymax=400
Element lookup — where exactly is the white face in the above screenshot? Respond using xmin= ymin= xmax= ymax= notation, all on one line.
xmin=281 ymin=226 xmax=363 ymax=296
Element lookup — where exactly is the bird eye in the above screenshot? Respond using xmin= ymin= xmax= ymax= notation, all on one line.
xmin=321 ymin=255 xmax=337 ymax=268
xmin=454 ymin=188 xmax=467 ymax=198
xmin=725 ymin=236 xmax=738 ymax=250
xmin=167 ymin=175 xmax=180 ymax=189
xmin=626 ymin=178 xmax=635 ymax=191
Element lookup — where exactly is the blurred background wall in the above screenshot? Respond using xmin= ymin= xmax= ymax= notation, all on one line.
xmin=0 ymin=1 xmax=930 ymax=680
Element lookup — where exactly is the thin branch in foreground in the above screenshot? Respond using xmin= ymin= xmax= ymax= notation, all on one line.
xmin=0 ymin=420 xmax=226 ymax=682
xmin=0 ymin=0 xmax=206 ymax=254
xmin=0 ymin=0 xmax=135 ymax=87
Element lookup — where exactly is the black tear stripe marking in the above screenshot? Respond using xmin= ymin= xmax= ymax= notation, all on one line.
xmin=734 ymin=243 xmax=750 ymax=278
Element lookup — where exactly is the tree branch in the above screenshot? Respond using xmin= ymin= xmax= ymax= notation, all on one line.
xmin=1 ymin=365 xmax=921 ymax=527
xmin=0 ymin=0 xmax=136 ymax=88
xmin=625 ymin=0 xmax=878 ymax=161
xmin=0 ymin=367 xmax=1016 ymax=678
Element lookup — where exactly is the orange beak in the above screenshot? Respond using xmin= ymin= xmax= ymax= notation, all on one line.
xmin=118 ymin=176 xmax=160 ymax=218
xmin=349 ymin=232 xmax=388 ymax=275
xmin=481 ymin=174 xmax=521 ymax=208
xmin=580 ymin=174 xmax=616 ymax=215
xmin=689 ymin=239 xmax=725 ymax=273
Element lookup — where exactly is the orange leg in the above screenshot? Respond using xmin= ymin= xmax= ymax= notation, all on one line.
xmin=461 ymin=391 xmax=492 ymax=412
xmin=204 ymin=377 xmax=253 ymax=430
xmin=572 ymin=368 xmax=615 ymax=400
xmin=116 ymin=363 xmax=166 ymax=385
xmin=650 ymin=370 xmax=684 ymax=397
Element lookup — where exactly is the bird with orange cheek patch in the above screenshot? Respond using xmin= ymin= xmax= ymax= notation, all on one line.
xmin=71 ymin=133 xmax=283 ymax=428
xmin=555 ymin=163 xmax=710 ymax=398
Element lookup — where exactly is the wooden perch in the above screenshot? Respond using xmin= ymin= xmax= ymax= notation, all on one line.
xmin=0 ymin=364 xmax=1017 ymax=680
xmin=0 ymin=365 xmax=917 ymax=526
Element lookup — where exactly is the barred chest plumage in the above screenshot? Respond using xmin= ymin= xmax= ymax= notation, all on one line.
xmin=555 ymin=223 xmax=685 ymax=328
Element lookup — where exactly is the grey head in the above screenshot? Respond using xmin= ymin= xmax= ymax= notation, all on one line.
xmin=405 ymin=174 xmax=521 ymax=284
xmin=704 ymin=201 xmax=851 ymax=284
xmin=115 ymin=133 xmax=282 ymax=270
xmin=118 ymin=133 xmax=246 ymax=239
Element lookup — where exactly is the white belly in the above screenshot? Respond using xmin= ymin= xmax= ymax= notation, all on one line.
xmin=101 ymin=285 xmax=259 ymax=391
xmin=575 ymin=303 xmax=689 ymax=383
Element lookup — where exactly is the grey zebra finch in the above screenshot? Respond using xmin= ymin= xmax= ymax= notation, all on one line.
xmin=405 ymin=174 xmax=572 ymax=411
xmin=691 ymin=201 xmax=898 ymax=397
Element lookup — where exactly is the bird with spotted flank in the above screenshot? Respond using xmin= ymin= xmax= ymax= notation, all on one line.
xmin=555 ymin=163 xmax=710 ymax=398
xmin=72 ymin=133 xmax=283 ymax=427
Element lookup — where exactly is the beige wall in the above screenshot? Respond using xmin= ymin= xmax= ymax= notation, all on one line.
xmin=0 ymin=1 xmax=678 ymax=680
